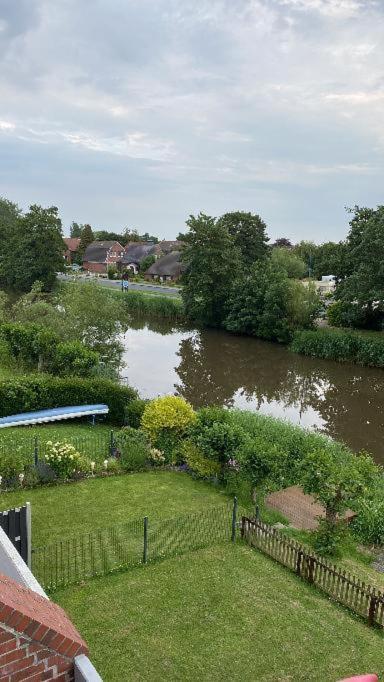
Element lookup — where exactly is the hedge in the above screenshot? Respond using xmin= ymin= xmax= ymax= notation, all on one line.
xmin=0 ymin=376 xmax=137 ymax=424
xmin=290 ymin=328 xmax=384 ymax=368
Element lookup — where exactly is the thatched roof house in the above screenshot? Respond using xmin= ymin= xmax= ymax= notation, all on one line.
xmin=145 ymin=251 xmax=183 ymax=281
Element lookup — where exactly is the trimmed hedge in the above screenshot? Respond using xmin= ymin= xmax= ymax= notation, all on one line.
xmin=290 ymin=328 xmax=384 ymax=368
xmin=0 ymin=376 xmax=137 ymax=424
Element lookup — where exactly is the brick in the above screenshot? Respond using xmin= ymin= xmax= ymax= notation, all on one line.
xmin=60 ymin=641 xmax=82 ymax=659
xmin=29 ymin=625 xmax=49 ymax=644
xmin=34 ymin=648 xmax=53 ymax=663
xmin=11 ymin=662 xmax=45 ymax=682
xmin=41 ymin=670 xmax=55 ymax=680
xmin=0 ymin=647 xmax=27 ymax=667
xmin=0 ymin=638 xmax=17 ymax=656
xmin=2 ymin=654 xmax=34 ymax=675
xmin=0 ymin=630 xmax=14 ymax=645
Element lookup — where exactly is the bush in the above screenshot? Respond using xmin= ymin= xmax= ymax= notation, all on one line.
xmin=48 ymin=341 xmax=100 ymax=377
xmin=0 ymin=376 xmax=137 ymax=424
xmin=182 ymin=441 xmax=221 ymax=478
xmin=192 ymin=421 xmax=247 ymax=465
xmin=239 ymin=435 xmax=290 ymax=489
xmin=353 ymin=499 xmax=384 ymax=545
xmin=290 ymin=328 xmax=384 ymax=367
xmin=125 ymin=398 xmax=148 ymax=429
xmin=141 ymin=396 xmax=196 ymax=443
xmin=313 ymin=518 xmax=346 ymax=557
xmin=44 ymin=440 xmax=86 ymax=479
xmin=114 ymin=427 xmax=151 ymax=472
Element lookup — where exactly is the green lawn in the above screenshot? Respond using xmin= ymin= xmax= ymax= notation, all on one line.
xmin=0 ymin=422 xmax=111 ymax=441
xmin=0 ymin=471 xmax=231 ymax=546
xmin=56 ymin=542 xmax=384 ymax=682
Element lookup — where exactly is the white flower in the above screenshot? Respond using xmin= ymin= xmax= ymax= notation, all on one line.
xmin=0 ymin=476 xmax=2 ymax=486
xmin=19 ymin=473 xmax=24 ymax=485
xmin=91 ymin=461 xmax=95 ymax=471
xmin=104 ymin=459 xmax=109 ymax=469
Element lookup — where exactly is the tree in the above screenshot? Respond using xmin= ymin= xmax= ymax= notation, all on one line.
xmin=78 ymin=224 xmax=94 ymax=257
xmin=140 ymin=254 xmax=156 ymax=273
xmin=2 ymin=204 xmax=64 ymax=292
xmin=217 ymin=211 xmax=269 ymax=267
xmin=69 ymin=222 xmax=83 ymax=238
xmin=300 ymin=448 xmax=378 ymax=554
xmin=181 ymin=213 xmax=240 ymax=326
xmin=270 ymin=247 xmax=306 ymax=279
xmin=313 ymin=241 xmax=346 ymax=280
xmin=271 ymin=237 xmax=292 ymax=249
xmin=94 ymin=230 xmax=124 ymax=244
xmin=292 ymin=241 xmax=318 ymax=277
xmin=335 ymin=205 xmax=384 ymax=328
xmin=0 ymin=198 xmax=22 ymax=287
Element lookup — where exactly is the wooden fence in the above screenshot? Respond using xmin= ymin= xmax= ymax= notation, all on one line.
xmin=241 ymin=516 xmax=384 ymax=628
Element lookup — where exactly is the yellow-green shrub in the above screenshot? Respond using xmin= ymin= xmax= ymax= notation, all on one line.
xmin=141 ymin=396 xmax=196 ymax=442
xmin=182 ymin=441 xmax=221 ymax=479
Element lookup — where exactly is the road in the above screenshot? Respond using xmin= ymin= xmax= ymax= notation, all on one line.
xmin=58 ymin=273 xmax=181 ymax=297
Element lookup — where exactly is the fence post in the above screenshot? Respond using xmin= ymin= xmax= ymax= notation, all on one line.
xmin=26 ymin=502 xmax=32 ymax=569
xmin=240 ymin=516 xmax=246 ymax=540
xmin=255 ymin=505 xmax=260 ymax=521
xmin=34 ymin=437 xmax=38 ymax=467
xmin=368 ymin=595 xmax=378 ymax=627
xmin=110 ymin=430 xmax=114 ymax=458
xmin=296 ymin=549 xmax=303 ymax=577
xmin=231 ymin=497 xmax=238 ymax=543
xmin=143 ymin=516 xmax=148 ymax=564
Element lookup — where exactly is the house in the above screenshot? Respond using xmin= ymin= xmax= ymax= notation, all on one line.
xmin=63 ymin=237 xmax=80 ymax=265
xmin=121 ymin=242 xmax=157 ymax=274
xmin=156 ymin=240 xmax=183 ymax=254
xmin=144 ymin=250 xmax=184 ymax=282
xmin=83 ymin=240 xmax=124 ymax=274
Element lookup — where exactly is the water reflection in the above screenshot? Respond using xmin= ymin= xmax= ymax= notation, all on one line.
xmin=121 ymin=318 xmax=384 ymax=462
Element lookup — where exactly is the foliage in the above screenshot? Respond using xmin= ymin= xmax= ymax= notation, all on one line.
xmin=313 ymin=518 xmax=346 ymax=557
xmin=114 ymin=427 xmax=150 ymax=472
xmin=125 ymin=398 xmax=148 ymax=428
xmin=290 ymin=328 xmax=384 ymax=367
xmin=49 ymin=341 xmax=100 ymax=377
xmin=182 ymin=441 xmax=221 ymax=478
xmin=181 ymin=212 xmax=241 ymax=326
xmin=69 ymin=222 xmax=83 ymax=238
xmin=312 ymin=241 xmax=345 ymax=280
xmin=353 ymin=498 xmax=384 ymax=546
xmin=141 ymin=396 xmax=196 ymax=442
xmin=0 ymin=375 xmax=137 ymax=424
xmin=0 ymin=450 xmax=26 ymax=481
xmin=270 ymin=248 xmax=306 ymax=279
xmin=335 ymin=205 xmax=384 ymax=329
xmin=44 ymin=440 xmax=86 ymax=479
xmin=78 ymin=224 xmax=94 ymax=257
xmin=116 ymin=290 xmax=184 ymax=320
xmin=272 ymin=237 xmax=292 ymax=249
xmin=217 ymin=211 xmax=269 ymax=268
xmin=292 ymin=240 xmax=317 ymax=277
xmin=224 ymin=261 xmax=319 ymax=342
xmin=1 ymin=204 xmax=64 ymax=292
xmin=107 ymin=265 xmax=117 ymax=279
xmin=139 ymin=254 xmax=156 ymax=273
xmin=191 ymin=421 xmax=247 ymax=465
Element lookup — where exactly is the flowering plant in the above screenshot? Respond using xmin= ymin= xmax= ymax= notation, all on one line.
xmin=44 ymin=441 xmax=85 ymax=479
xmin=150 ymin=448 xmax=166 ymax=465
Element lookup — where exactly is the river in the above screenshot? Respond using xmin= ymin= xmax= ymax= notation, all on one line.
xmin=120 ymin=317 xmax=384 ymax=463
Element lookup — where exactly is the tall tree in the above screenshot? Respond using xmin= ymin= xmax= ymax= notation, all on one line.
xmin=217 ymin=211 xmax=269 ymax=267
xmin=0 ymin=198 xmax=21 ymax=287
xmin=271 ymin=237 xmax=292 ymax=249
xmin=94 ymin=230 xmax=124 ymax=244
xmin=181 ymin=213 xmax=240 ymax=327
xmin=270 ymin=248 xmax=306 ymax=279
xmin=78 ymin=224 xmax=94 ymax=257
xmin=69 ymin=222 xmax=83 ymax=238
xmin=2 ymin=204 xmax=64 ymax=292
xmin=292 ymin=241 xmax=318 ymax=277
xmin=313 ymin=241 xmax=346 ymax=280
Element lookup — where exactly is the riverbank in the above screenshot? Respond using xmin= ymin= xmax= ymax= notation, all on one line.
xmin=291 ymin=327 xmax=384 ymax=368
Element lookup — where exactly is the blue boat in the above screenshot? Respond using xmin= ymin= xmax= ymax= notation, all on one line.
xmin=0 ymin=404 xmax=109 ymax=428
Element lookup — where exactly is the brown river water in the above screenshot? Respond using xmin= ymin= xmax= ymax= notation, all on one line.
xmin=120 ymin=318 xmax=384 ymax=463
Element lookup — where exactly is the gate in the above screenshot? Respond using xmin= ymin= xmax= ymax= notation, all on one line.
xmin=0 ymin=503 xmax=31 ymax=567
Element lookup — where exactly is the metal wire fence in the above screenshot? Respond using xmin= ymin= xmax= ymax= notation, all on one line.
xmin=32 ymin=501 xmax=242 ymax=591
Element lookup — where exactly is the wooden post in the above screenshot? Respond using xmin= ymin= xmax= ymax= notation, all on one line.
xmin=143 ymin=516 xmax=148 ymax=564
xmin=368 ymin=595 xmax=378 ymax=627
xmin=240 ymin=516 xmax=245 ymax=540
xmin=231 ymin=497 xmax=238 ymax=543
xmin=307 ymin=556 xmax=315 ymax=584
xmin=296 ymin=549 xmax=303 ymax=577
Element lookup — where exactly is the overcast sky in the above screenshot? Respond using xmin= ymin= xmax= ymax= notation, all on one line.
xmin=0 ymin=0 xmax=383 ymax=241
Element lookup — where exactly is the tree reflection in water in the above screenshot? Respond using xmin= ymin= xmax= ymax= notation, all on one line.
xmin=121 ymin=319 xmax=384 ymax=462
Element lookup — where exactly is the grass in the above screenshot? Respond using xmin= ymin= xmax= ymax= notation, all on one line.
xmin=0 ymin=422 xmax=111 ymax=441
xmin=0 ymin=470 xmax=231 ymax=546
xmin=55 ymin=542 xmax=384 ymax=682
xmin=110 ymin=288 xmax=185 ymax=320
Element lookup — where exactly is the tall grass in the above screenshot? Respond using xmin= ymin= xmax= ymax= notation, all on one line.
xmin=115 ymin=290 xmax=185 ymax=321
xmin=290 ymin=328 xmax=384 ymax=368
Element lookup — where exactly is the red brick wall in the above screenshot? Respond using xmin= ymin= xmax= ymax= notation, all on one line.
xmin=0 ymin=573 xmax=88 ymax=681
xmin=82 ymin=262 xmax=106 ymax=274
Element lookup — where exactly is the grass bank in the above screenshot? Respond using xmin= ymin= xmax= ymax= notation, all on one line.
xmin=55 ymin=542 xmax=384 ymax=682
xmin=291 ymin=327 xmax=384 ymax=368
xmin=111 ymin=289 xmax=185 ymax=321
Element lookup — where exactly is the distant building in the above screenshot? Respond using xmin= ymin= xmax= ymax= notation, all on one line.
xmin=145 ymin=251 xmax=184 ymax=282
xmin=302 ymin=276 xmax=336 ymax=296
xmin=63 ymin=237 xmax=80 ymax=265
xmin=121 ymin=242 xmax=157 ymax=274
xmin=83 ymin=240 xmax=124 ymax=274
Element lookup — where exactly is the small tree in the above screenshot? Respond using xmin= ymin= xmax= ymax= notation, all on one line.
xmin=78 ymin=224 xmax=94 ymax=258
xmin=300 ymin=448 xmax=378 ymax=554
xmin=140 ymin=254 xmax=156 ymax=273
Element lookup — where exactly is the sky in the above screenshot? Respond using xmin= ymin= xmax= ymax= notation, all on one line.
xmin=0 ymin=0 xmax=383 ymax=241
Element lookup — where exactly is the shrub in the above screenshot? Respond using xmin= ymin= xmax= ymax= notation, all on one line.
xmin=182 ymin=441 xmax=221 ymax=478
xmin=290 ymin=328 xmax=384 ymax=368
xmin=0 ymin=450 xmax=26 ymax=481
xmin=44 ymin=440 xmax=86 ymax=479
xmin=114 ymin=427 xmax=151 ymax=472
xmin=191 ymin=421 xmax=248 ymax=464
xmin=192 ymin=406 xmax=230 ymax=430
xmin=239 ymin=435 xmax=290 ymax=489
xmin=141 ymin=396 xmax=196 ymax=443
xmin=352 ymin=499 xmax=384 ymax=545
xmin=0 ymin=376 xmax=137 ymax=424
xmin=125 ymin=398 xmax=148 ymax=429
xmin=313 ymin=518 xmax=346 ymax=557
xmin=48 ymin=341 xmax=100 ymax=377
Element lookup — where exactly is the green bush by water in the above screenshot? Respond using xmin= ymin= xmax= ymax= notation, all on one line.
xmin=113 ymin=290 xmax=185 ymax=321
xmin=290 ymin=328 xmax=384 ymax=367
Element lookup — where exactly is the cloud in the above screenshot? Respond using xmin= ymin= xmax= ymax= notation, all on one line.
xmin=0 ymin=0 xmax=383 ymax=240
